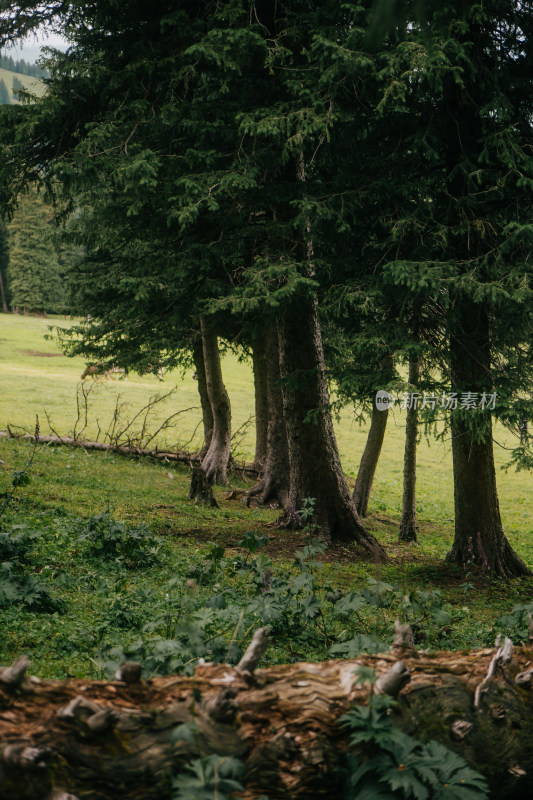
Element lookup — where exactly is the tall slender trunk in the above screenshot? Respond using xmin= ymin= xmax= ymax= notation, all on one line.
xmin=399 ymin=357 xmax=419 ymax=543
xmin=192 ymin=337 xmax=213 ymax=459
xmin=446 ymin=301 xmax=530 ymax=577
xmin=277 ymin=299 xmax=386 ymax=559
xmin=0 ymin=267 xmax=7 ymax=313
xmin=252 ymin=333 xmax=268 ymax=472
xmin=246 ymin=323 xmax=290 ymax=508
xmin=353 ymin=355 xmax=394 ymax=518
xmin=0 ymin=219 xmax=8 ymax=313
xmin=353 ymin=404 xmax=389 ymax=518
xmin=199 ymin=317 xmax=231 ymax=485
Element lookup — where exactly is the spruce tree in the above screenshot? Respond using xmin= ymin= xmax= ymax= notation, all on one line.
xmin=6 ymin=190 xmax=67 ymax=313
xmin=366 ymin=1 xmax=533 ymax=576
xmin=2 ymin=2 xmax=533 ymax=574
xmin=0 ymin=0 xmax=386 ymax=556
xmin=12 ymin=75 xmax=23 ymax=100
xmin=0 ymin=78 xmax=10 ymax=105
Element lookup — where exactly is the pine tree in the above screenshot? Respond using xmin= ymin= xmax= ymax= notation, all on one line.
xmin=368 ymin=1 xmax=533 ymax=576
xmin=0 ymin=0 xmax=387 ymax=556
xmin=2 ymin=2 xmax=533 ymax=574
xmin=0 ymin=78 xmax=10 ymax=105
xmin=6 ymin=190 xmax=67 ymax=314
xmin=12 ymin=75 xmax=24 ymax=100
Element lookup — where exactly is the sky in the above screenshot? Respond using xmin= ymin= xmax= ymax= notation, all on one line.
xmin=4 ymin=31 xmax=68 ymax=64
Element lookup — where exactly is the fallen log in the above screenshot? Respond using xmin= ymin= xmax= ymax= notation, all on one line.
xmin=1 ymin=633 xmax=533 ymax=800
xmin=0 ymin=431 xmax=260 ymax=479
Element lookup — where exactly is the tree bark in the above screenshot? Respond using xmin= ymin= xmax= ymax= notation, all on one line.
xmin=246 ymin=324 xmax=290 ymax=508
xmin=0 ymin=265 xmax=8 ymax=313
xmin=251 ymin=333 xmax=268 ymax=472
xmin=353 ymin=405 xmax=389 ymax=518
xmin=192 ymin=336 xmax=214 ymax=460
xmin=446 ymin=302 xmax=530 ymax=577
xmin=353 ymin=354 xmax=394 ymax=518
xmin=2 ymin=644 xmax=533 ymax=800
xmin=187 ymin=464 xmax=218 ymax=507
xmin=0 ymin=219 xmax=8 ymax=314
xmin=399 ymin=357 xmax=419 ymax=543
xmin=276 ymin=299 xmax=386 ymax=559
xmin=447 ymin=416 xmax=530 ymax=577
xmin=199 ymin=317 xmax=231 ymax=485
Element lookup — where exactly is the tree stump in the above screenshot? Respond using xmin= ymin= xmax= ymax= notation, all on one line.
xmin=187 ymin=464 xmax=219 ymax=507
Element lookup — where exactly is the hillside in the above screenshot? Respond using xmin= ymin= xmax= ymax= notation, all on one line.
xmin=0 ymin=66 xmax=44 ymax=103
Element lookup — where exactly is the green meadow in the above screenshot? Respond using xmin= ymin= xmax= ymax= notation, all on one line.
xmin=1 ymin=313 xmax=532 ymax=679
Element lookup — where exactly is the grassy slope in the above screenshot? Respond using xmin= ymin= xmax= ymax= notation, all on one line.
xmin=1 ymin=314 xmax=532 ymax=678
xmin=0 ymin=67 xmax=44 ymax=103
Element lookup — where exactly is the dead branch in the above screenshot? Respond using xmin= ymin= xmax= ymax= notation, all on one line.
xmin=0 ymin=431 xmax=261 ymax=477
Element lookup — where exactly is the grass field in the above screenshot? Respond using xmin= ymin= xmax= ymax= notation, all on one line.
xmin=1 ymin=313 xmax=533 ymax=679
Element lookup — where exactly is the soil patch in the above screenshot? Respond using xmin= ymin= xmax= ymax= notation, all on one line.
xmin=23 ymin=350 xmax=63 ymax=358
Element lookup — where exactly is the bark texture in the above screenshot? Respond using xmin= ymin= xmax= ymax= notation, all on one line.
xmin=251 ymin=334 xmax=268 ymax=473
xmin=246 ymin=325 xmax=290 ymax=508
xmin=0 ymin=266 xmax=8 ymax=313
xmin=187 ymin=464 xmax=218 ymax=507
xmin=446 ymin=303 xmax=530 ymax=577
xmin=447 ymin=417 xmax=530 ymax=577
xmin=192 ymin=336 xmax=213 ymax=459
xmin=276 ymin=300 xmax=385 ymax=560
xmin=353 ymin=354 xmax=394 ymax=518
xmin=199 ymin=317 xmax=231 ymax=485
xmin=399 ymin=357 xmax=419 ymax=543
xmin=2 ymin=645 xmax=533 ymax=799
xmin=353 ymin=404 xmax=389 ymax=518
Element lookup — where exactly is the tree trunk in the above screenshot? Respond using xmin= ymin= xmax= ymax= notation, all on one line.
xmin=2 ymin=643 xmax=533 ymax=800
xmin=0 ymin=265 xmax=8 ymax=313
xmin=276 ymin=299 xmax=385 ymax=560
xmin=447 ymin=416 xmax=530 ymax=577
xmin=192 ymin=336 xmax=213 ymax=459
xmin=446 ymin=302 xmax=530 ymax=577
xmin=251 ymin=333 xmax=268 ymax=472
xmin=199 ymin=317 xmax=231 ymax=485
xmin=246 ymin=324 xmax=290 ymax=508
xmin=399 ymin=357 xmax=419 ymax=543
xmin=353 ymin=404 xmax=389 ymax=518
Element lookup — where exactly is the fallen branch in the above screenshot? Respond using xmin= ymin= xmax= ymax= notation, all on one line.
xmin=0 ymin=431 xmax=261 ymax=478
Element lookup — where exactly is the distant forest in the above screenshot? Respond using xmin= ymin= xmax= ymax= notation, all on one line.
xmin=0 ymin=52 xmax=47 ymax=78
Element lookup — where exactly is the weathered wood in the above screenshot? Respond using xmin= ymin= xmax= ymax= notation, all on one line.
xmin=0 ymin=431 xmax=261 ymax=479
xmin=187 ymin=465 xmax=219 ymax=507
xmin=0 ymin=656 xmax=29 ymax=688
xmin=1 ymin=645 xmax=533 ymax=799
xmin=236 ymin=627 xmax=271 ymax=675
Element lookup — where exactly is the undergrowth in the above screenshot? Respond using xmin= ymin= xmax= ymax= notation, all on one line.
xmin=0 ymin=437 xmax=528 ymax=800
xmin=339 ymin=674 xmax=489 ymax=800
xmin=0 ymin=437 xmax=532 ymax=681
